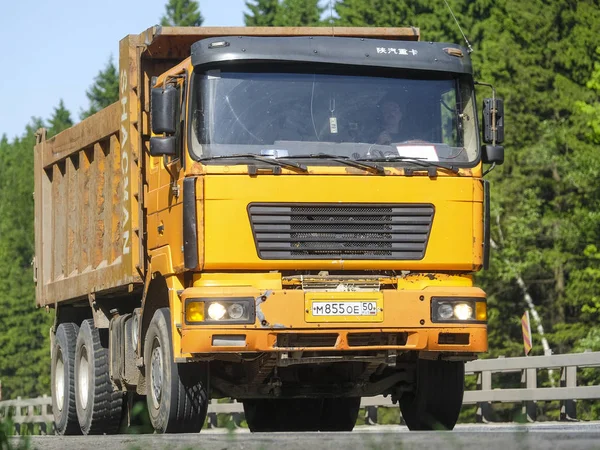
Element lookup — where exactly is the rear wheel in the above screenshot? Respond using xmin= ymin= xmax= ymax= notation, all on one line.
xmin=52 ymin=323 xmax=81 ymax=435
xmin=399 ymin=359 xmax=465 ymax=430
xmin=145 ymin=308 xmax=208 ymax=433
xmin=74 ymin=319 xmax=124 ymax=435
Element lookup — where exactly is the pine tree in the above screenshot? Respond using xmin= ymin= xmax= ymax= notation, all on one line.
xmin=274 ymin=0 xmax=324 ymax=26
xmin=48 ymin=99 xmax=73 ymax=138
xmin=0 ymin=119 xmax=54 ymax=400
xmin=245 ymin=0 xmax=279 ymax=26
xmin=80 ymin=58 xmax=119 ymax=120
xmin=334 ymin=0 xmax=467 ymax=43
xmin=160 ymin=0 xmax=204 ymax=27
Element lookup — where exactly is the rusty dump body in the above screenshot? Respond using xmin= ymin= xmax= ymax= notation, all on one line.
xmin=33 ymin=25 xmax=420 ymax=308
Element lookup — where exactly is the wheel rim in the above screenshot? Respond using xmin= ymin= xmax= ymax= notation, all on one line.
xmin=150 ymin=338 xmax=163 ymax=410
xmin=78 ymin=345 xmax=90 ymax=410
xmin=55 ymin=348 xmax=65 ymax=412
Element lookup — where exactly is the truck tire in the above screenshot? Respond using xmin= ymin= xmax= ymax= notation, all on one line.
xmin=144 ymin=308 xmax=208 ymax=433
xmin=74 ymin=319 xmax=124 ymax=434
xmin=319 ymin=397 xmax=361 ymax=431
xmin=243 ymin=398 xmax=322 ymax=432
xmin=399 ymin=359 xmax=465 ymax=430
xmin=51 ymin=323 xmax=81 ymax=435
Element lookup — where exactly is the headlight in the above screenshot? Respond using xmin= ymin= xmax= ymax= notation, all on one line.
xmin=228 ymin=303 xmax=245 ymax=320
xmin=207 ymin=303 xmax=227 ymax=320
xmin=431 ymin=298 xmax=486 ymax=323
xmin=453 ymin=303 xmax=473 ymax=321
xmin=185 ymin=298 xmax=255 ymax=324
xmin=438 ymin=303 xmax=454 ymax=320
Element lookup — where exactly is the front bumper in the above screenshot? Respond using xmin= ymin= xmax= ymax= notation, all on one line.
xmin=178 ymin=286 xmax=488 ymax=355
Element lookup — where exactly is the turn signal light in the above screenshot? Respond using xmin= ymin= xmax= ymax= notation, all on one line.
xmin=186 ymin=302 xmax=204 ymax=323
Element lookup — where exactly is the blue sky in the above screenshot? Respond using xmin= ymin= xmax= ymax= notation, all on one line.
xmin=0 ymin=0 xmax=247 ymax=140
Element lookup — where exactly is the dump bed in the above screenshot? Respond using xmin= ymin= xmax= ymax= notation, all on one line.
xmin=33 ymin=25 xmax=420 ymax=307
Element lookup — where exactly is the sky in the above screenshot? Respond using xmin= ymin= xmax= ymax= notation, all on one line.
xmin=0 ymin=0 xmax=247 ymax=141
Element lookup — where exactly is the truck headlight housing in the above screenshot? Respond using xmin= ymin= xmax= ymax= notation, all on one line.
xmin=431 ymin=297 xmax=487 ymax=323
xmin=185 ymin=297 xmax=255 ymax=324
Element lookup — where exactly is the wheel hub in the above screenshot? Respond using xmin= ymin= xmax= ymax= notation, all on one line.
xmin=78 ymin=346 xmax=90 ymax=410
xmin=55 ymin=349 xmax=65 ymax=412
xmin=150 ymin=341 xmax=163 ymax=409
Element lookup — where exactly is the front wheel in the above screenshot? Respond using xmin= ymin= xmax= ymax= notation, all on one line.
xmin=144 ymin=308 xmax=208 ymax=433
xmin=399 ymin=359 xmax=465 ymax=430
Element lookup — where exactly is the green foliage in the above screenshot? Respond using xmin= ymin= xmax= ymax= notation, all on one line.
xmin=80 ymin=57 xmax=119 ymax=120
xmin=245 ymin=0 xmax=279 ymax=26
xmin=160 ymin=0 xmax=204 ymax=27
xmin=0 ymin=118 xmax=55 ymax=400
xmin=245 ymin=0 xmax=324 ymax=26
xmin=274 ymin=0 xmax=324 ymax=26
xmin=48 ymin=99 xmax=73 ymax=138
xmin=0 ymin=417 xmax=31 ymax=449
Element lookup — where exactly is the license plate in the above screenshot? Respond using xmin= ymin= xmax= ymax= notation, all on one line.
xmin=305 ymin=293 xmax=383 ymax=323
xmin=311 ymin=301 xmax=378 ymax=316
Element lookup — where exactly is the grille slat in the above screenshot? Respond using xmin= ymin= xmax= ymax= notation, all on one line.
xmin=258 ymin=243 xmax=427 ymax=251
xmin=249 ymin=203 xmax=434 ymax=260
xmin=253 ymin=224 xmax=431 ymax=233
xmin=256 ymin=235 xmax=428 ymax=243
xmin=252 ymin=216 xmax=433 ymax=224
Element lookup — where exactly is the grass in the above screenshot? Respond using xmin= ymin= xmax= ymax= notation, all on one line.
xmin=0 ymin=417 xmax=30 ymax=450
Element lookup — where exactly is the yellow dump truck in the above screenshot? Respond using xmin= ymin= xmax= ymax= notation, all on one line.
xmin=34 ymin=26 xmax=504 ymax=435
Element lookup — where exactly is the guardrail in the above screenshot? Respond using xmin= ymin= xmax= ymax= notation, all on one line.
xmin=0 ymin=395 xmax=54 ymax=434
xmin=2 ymin=352 xmax=599 ymax=433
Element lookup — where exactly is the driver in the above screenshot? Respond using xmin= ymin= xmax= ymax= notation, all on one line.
xmin=376 ymin=99 xmax=405 ymax=145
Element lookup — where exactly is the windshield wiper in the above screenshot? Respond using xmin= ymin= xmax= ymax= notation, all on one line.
xmin=357 ymin=155 xmax=459 ymax=174
xmin=198 ymin=154 xmax=308 ymax=173
xmin=278 ymin=153 xmax=385 ymax=175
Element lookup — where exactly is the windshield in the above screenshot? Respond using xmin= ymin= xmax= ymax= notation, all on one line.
xmin=189 ymin=68 xmax=478 ymax=165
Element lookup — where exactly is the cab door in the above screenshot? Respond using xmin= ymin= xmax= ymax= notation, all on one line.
xmin=146 ymin=75 xmax=187 ymax=271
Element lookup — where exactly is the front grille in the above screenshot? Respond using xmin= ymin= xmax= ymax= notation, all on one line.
xmin=248 ymin=203 xmax=434 ymax=260
xmin=347 ymin=332 xmax=408 ymax=347
xmin=276 ymin=333 xmax=339 ymax=348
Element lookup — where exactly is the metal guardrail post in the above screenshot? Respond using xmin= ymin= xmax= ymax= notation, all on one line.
xmin=475 ymin=370 xmax=492 ymax=423
xmin=560 ymin=366 xmax=577 ymax=421
xmin=207 ymin=399 xmax=219 ymax=428
xmin=364 ymin=406 xmax=378 ymax=425
xmin=521 ymin=368 xmax=537 ymax=422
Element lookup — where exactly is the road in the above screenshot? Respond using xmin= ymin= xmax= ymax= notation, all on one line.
xmin=17 ymin=423 xmax=600 ymax=450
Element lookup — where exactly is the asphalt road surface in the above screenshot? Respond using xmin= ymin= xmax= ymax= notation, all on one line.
xmin=17 ymin=423 xmax=600 ymax=450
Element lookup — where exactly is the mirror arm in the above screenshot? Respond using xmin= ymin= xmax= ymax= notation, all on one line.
xmin=482 ymin=161 xmax=496 ymax=177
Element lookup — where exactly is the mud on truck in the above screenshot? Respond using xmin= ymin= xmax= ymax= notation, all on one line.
xmin=34 ymin=25 xmax=504 ymax=435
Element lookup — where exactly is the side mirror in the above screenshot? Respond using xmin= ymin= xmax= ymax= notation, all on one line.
xmin=150 ymin=85 xmax=179 ymax=157
xmin=482 ymin=144 xmax=504 ymax=165
xmin=150 ymin=136 xmax=177 ymax=156
xmin=151 ymin=86 xmax=178 ymax=134
xmin=482 ymin=98 xmax=504 ymax=144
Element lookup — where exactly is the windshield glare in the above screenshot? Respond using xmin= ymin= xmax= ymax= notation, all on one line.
xmin=189 ymin=69 xmax=478 ymax=165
